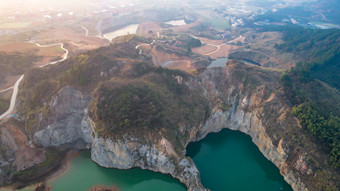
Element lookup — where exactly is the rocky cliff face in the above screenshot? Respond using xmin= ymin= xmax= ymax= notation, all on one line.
xmin=33 ymin=86 xmax=92 ymax=148
xmin=28 ymin=62 xmax=314 ymax=191
xmin=91 ymin=136 xmax=204 ymax=191
xmin=189 ymin=63 xmax=309 ymax=191
xmin=0 ymin=127 xmax=17 ymax=185
xmin=32 ymin=86 xmax=206 ymax=191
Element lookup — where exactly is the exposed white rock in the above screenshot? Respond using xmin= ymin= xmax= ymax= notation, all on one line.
xmin=91 ymin=135 xmax=205 ymax=191
xmin=29 ymin=64 xmax=312 ymax=191
xmin=190 ymin=67 xmax=308 ymax=191
xmin=33 ymin=86 xmax=92 ymax=147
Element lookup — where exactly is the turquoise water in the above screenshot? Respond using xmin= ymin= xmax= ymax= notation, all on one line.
xmin=187 ymin=129 xmax=293 ymax=191
xmin=208 ymin=58 xmax=228 ymax=68
xmin=48 ymin=128 xmax=293 ymax=191
xmin=49 ymin=151 xmax=186 ymax=191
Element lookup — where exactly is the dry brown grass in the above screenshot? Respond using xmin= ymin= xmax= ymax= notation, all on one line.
xmin=137 ymin=22 xmax=163 ymax=37
xmin=165 ymin=60 xmax=196 ymax=73
xmin=0 ymin=75 xmax=21 ymax=90
xmin=0 ymin=42 xmax=37 ymax=53
xmin=192 ymin=45 xmax=217 ymax=55
xmin=209 ymin=44 xmax=240 ymax=59
xmin=0 ymin=89 xmax=12 ymax=100
xmin=33 ymin=26 xmax=109 ymax=54
xmin=0 ymin=42 xmax=61 ymax=57
xmin=0 ymin=42 xmax=65 ymax=68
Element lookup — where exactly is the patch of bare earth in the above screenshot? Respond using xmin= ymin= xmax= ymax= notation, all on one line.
xmin=0 ymin=42 xmax=66 ymax=68
xmin=192 ymin=36 xmax=242 ymax=59
xmin=137 ymin=22 xmax=163 ymax=37
xmin=0 ymin=42 xmax=37 ymax=53
xmin=2 ymin=124 xmax=46 ymax=171
xmin=192 ymin=45 xmax=217 ymax=55
xmin=242 ymin=30 xmax=300 ymax=69
xmin=166 ymin=60 xmax=196 ymax=72
xmin=209 ymin=44 xmax=240 ymax=59
xmin=33 ymin=26 xmax=109 ymax=54
xmin=0 ymin=75 xmax=21 ymax=90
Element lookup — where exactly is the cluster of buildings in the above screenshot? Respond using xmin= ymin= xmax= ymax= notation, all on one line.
xmin=281 ymin=17 xmax=298 ymax=24
xmin=213 ymin=5 xmax=266 ymax=28
xmin=1 ymin=2 xmax=138 ymax=25
xmin=40 ymin=9 xmax=77 ymax=21
xmin=224 ymin=15 xmax=245 ymax=27
xmin=91 ymin=4 xmax=136 ymax=18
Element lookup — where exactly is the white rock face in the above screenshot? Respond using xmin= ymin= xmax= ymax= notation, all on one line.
xmin=91 ymin=136 xmax=205 ymax=191
xmin=33 ymin=86 xmax=92 ymax=147
xmin=30 ymin=64 xmax=311 ymax=191
xmin=31 ymin=87 xmax=206 ymax=190
xmin=190 ymin=67 xmax=308 ymax=191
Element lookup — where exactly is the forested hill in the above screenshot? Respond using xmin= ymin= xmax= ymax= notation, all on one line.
xmin=264 ymin=25 xmax=340 ymax=169
xmin=274 ymin=26 xmax=340 ymax=91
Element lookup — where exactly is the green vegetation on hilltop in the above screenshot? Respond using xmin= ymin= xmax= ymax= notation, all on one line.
xmin=273 ymin=26 xmax=340 ymax=63
xmin=175 ymin=34 xmax=202 ymax=54
xmin=275 ymin=26 xmax=340 ymax=169
xmin=292 ymin=53 xmax=340 ymax=90
xmin=292 ymin=103 xmax=340 ymax=168
xmin=92 ymin=67 xmax=208 ymax=151
xmin=18 ymin=35 xmax=208 ymax=151
xmin=62 ymin=54 xmax=91 ymax=86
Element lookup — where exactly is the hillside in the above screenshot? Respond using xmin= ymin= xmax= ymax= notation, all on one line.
xmin=0 ymin=35 xmax=337 ymax=190
xmin=270 ymin=26 xmax=340 ymax=170
xmin=0 ymin=52 xmax=38 ymax=85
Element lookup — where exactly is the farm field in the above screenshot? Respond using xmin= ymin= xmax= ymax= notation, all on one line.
xmin=0 ymin=22 xmax=31 ymax=29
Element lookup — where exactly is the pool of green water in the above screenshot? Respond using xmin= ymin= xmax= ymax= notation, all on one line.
xmin=187 ymin=129 xmax=293 ymax=191
xmin=48 ymin=128 xmax=293 ymax=191
xmin=48 ymin=151 xmax=186 ymax=191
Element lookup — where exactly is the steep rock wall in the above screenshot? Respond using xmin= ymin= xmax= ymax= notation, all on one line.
xmin=32 ymin=86 xmax=206 ymax=191
xmin=189 ymin=65 xmax=308 ymax=191
xmin=29 ymin=63 xmax=311 ymax=191
xmin=33 ymin=86 xmax=92 ymax=148
xmin=91 ymin=136 xmax=204 ymax=191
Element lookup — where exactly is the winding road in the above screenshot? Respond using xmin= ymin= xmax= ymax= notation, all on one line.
xmin=0 ymin=42 xmax=69 ymax=121
xmin=205 ymin=43 xmax=225 ymax=56
xmin=191 ymin=35 xmax=244 ymax=56
xmin=0 ymin=75 xmax=24 ymax=120
xmin=135 ymin=40 xmax=155 ymax=54
xmin=0 ymin=86 xmax=13 ymax=93
xmin=34 ymin=43 xmax=69 ymax=68
xmin=80 ymin=25 xmax=89 ymax=37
